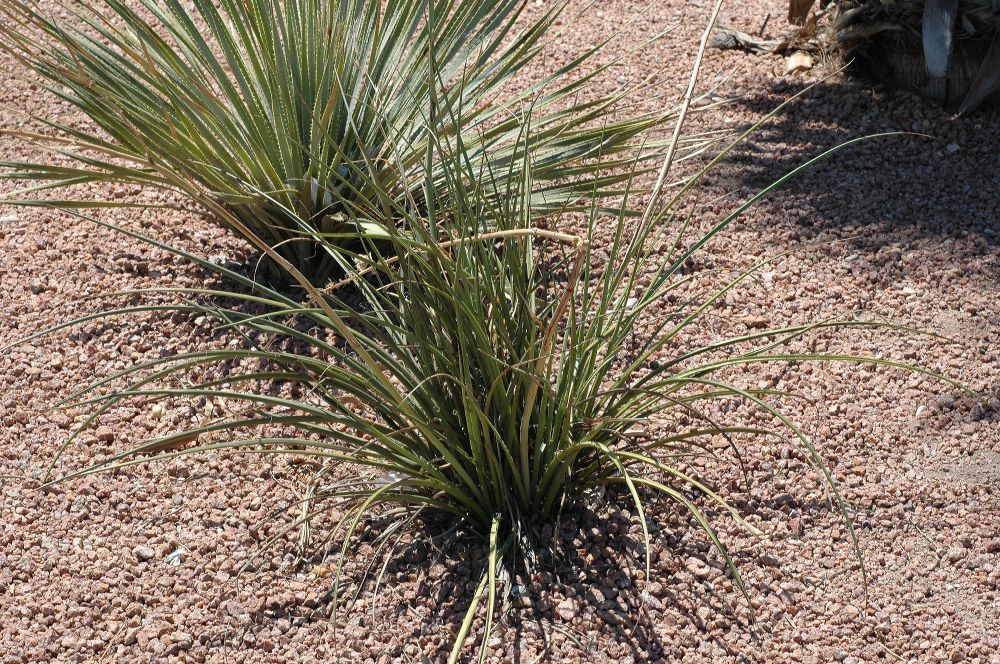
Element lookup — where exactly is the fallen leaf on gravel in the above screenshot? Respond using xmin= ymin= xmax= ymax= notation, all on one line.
xmin=785 ymin=51 xmax=814 ymax=74
xmin=164 ymin=547 xmax=188 ymax=566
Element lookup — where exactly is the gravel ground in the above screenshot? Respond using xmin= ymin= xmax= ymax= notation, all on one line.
xmin=2 ymin=1 xmax=999 ymax=662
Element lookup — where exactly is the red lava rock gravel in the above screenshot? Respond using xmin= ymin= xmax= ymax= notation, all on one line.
xmin=2 ymin=1 xmax=999 ymax=662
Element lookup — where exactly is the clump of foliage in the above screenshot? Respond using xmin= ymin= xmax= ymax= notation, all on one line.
xmin=9 ymin=107 xmax=958 ymax=659
xmin=0 ymin=0 xmax=698 ymax=281
xmin=2 ymin=3 xmax=965 ymax=660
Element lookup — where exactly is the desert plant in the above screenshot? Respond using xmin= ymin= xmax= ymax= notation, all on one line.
xmin=5 ymin=5 xmax=967 ymax=658
xmin=7 ymin=95 xmax=966 ymax=662
xmin=0 ymin=0 xmax=704 ymax=281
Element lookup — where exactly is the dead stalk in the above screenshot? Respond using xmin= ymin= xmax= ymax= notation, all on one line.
xmin=642 ymin=0 xmax=725 ymax=224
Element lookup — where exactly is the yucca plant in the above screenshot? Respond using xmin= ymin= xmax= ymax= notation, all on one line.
xmin=7 ymin=87 xmax=967 ymax=659
xmin=0 ymin=0 xmax=703 ymax=281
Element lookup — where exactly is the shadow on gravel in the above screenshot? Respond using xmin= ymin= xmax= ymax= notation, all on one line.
xmin=704 ymin=75 xmax=1000 ymax=259
xmin=945 ymin=386 xmax=1000 ymax=424
xmin=232 ymin=485 xmax=760 ymax=661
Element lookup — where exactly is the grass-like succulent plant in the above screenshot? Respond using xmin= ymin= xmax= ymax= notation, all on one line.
xmin=3 ymin=4 xmax=965 ymax=656
xmin=0 ymin=0 xmax=698 ymax=281
xmin=7 ymin=96 xmax=963 ymax=659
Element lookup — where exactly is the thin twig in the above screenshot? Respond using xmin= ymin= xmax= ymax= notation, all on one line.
xmin=758 ymin=12 xmax=771 ymax=37
xmin=641 ymin=0 xmax=725 ymax=225
xmin=883 ymin=645 xmax=905 ymax=661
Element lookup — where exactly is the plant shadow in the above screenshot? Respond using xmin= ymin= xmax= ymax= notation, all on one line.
xmin=701 ymin=72 xmax=1000 ymax=268
xmin=244 ymin=484 xmax=765 ymax=662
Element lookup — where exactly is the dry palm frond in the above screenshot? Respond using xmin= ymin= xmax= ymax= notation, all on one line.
xmin=734 ymin=0 xmax=1000 ymax=111
xmin=827 ymin=0 xmax=1000 ymax=112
